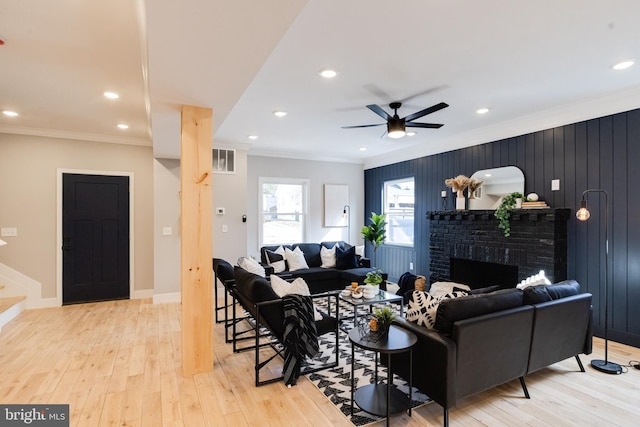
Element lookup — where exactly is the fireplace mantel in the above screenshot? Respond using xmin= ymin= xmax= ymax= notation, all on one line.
xmin=428 ymin=208 xmax=570 ymax=285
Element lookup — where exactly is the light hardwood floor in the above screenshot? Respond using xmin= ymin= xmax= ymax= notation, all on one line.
xmin=0 ymin=297 xmax=639 ymax=426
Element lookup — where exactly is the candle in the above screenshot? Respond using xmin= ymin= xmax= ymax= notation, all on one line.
xmin=441 ymin=191 xmax=447 ymax=198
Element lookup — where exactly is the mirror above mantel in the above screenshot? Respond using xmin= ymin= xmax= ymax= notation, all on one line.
xmin=468 ymin=166 xmax=525 ymax=210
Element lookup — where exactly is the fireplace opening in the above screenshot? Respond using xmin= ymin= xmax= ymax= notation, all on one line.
xmin=450 ymin=258 xmax=518 ymax=289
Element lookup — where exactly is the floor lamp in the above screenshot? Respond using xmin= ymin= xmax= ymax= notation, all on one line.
xmin=343 ymin=205 xmax=350 ymax=244
xmin=576 ymin=189 xmax=622 ymax=375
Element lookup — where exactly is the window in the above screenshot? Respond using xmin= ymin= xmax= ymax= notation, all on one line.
xmin=259 ymin=177 xmax=309 ymax=245
xmin=383 ymin=177 xmax=414 ymax=246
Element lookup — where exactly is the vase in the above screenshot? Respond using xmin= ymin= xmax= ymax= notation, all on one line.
xmin=456 ymin=197 xmax=466 ymax=210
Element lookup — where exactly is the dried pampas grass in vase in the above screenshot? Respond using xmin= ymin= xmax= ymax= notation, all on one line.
xmin=445 ymin=175 xmax=470 ymax=210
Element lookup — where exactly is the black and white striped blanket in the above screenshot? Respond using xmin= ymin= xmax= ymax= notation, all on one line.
xmin=282 ymin=294 xmax=319 ymax=386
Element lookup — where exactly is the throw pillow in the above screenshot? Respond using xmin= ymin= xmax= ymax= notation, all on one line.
xmin=335 ymin=245 xmax=358 ymax=269
xmin=320 ymin=244 xmax=337 ymax=268
xmin=285 ymin=247 xmax=309 ymax=271
xmin=265 ymin=246 xmax=286 ymax=273
xmin=429 ymin=281 xmax=471 ymax=297
xmin=355 ymin=245 xmax=365 ymax=257
xmin=270 ymin=275 xmax=322 ymax=321
xmin=237 ymin=256 xmax=266 ymax=277
xmin=406 ymin=290 xmax=468 ymax=329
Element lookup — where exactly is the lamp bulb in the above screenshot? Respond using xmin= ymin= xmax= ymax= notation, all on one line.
xmin=576 ymin=208 xmax=590 ymax=221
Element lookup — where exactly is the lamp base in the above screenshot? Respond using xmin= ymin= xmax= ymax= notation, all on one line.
xmin=591 ymin=359 xmax=623 ymax=375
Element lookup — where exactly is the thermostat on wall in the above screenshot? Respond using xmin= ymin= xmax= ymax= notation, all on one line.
xmin=216 ymin=207 xmax=225 ymax=215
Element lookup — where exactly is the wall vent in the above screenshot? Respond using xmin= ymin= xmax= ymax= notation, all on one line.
xmin=213 ymin=149 xmax=235 ymax=174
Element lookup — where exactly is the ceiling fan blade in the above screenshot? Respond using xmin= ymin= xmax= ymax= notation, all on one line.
xmin=406 ymin=122 xmax=444 ymax=129
xmin=341 ymin=123 xmax=385 ymax=129
xmin=366 ymin=104 xmax=392 ymax=121
xmin=403 ymin=102 xmax=449 ymax=122
xmin=399 ymin=85 xmax=450 ymax=104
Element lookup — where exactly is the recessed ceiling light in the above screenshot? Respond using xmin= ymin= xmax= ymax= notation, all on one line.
xmin=104 ymin=92 xmax=120 ymax=99
xmin=476 ymin=108 xmax=490 ymax=114
xmin=273 ymin=111 xmax=287 ymax=117
xmin=117 ymin=123 xmax=129 ymax=129
xmin=248 ymin=135 xmax=258 ymax=140
xmin=360 ymin=147 xmax=367 ymax=151
xmin=406 ymin=131 xmax=416 ymax=136
xmin=319 ymin=69 xmax=338 ymax=79
xmin=2 ymin=110 xmax=18 ymax=117
xmin=484 ymin=173 xmax=492 ymax=177
xmin=612 ymin=60 xmax=635 ymax=70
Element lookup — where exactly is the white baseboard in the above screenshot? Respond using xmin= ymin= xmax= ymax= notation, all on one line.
xmin=153 ymin=292 xmax=181 ymax=304
xmin=132 ymin=289 xmax=154 ymax=300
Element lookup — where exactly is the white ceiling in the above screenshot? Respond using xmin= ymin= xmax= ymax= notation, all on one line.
xmin=2 ymin=0 xmax=639 ymax=169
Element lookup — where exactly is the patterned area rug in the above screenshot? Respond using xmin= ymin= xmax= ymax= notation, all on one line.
xmin=304 ymin=301 xmax=431 ymax=426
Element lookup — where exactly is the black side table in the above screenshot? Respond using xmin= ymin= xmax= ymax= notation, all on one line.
xmin=349 ymin=325 xmax=417 ymax=426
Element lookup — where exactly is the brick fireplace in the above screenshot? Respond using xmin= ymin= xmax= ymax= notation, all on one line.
xmin=428 ymin=208 xmax=570 ymax=286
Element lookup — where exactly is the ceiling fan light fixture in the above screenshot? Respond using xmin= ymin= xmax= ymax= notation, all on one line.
xmin=387 ymin=119 xmax=405 ymax=139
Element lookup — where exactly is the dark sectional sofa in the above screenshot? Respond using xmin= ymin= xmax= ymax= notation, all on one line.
xmin=386 ymin=280 xmax=592 ymax=427
xmin=259 ymin=241 xmax=386 ymax=293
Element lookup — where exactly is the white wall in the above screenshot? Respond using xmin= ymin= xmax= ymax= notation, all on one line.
xmin=152 ymin=149 xmax=249 ymax=299
xmin=0 ymin=134 xmax=154 ymax=300
xmin=246 ymin=156 xmax=364 ymax=258
xmin=153 ymin=158 xmax=181 ymax=297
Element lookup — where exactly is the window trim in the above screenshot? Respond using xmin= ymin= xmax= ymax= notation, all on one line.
xmin=258 ymin=177 xmax=309 ymax=247
xmin=382 ymin=176 xmax=415 ymax=248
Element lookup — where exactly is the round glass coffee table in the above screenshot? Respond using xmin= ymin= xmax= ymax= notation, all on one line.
xmin=349 ymin=325 xmax=417 ymax=426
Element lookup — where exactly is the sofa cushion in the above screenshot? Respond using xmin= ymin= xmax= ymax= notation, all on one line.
xmin=285 ymin=247 xmax=310 ymax=271
xmin=288 ymin=266 xmax=341 ymax=282
xmin=335 ymin=245 xmax=358 ymax=269
xmin=469 ymin=284 xmax=502 ymax=295
xmin=341 ymin=267 xmax=376 ymax=284
xmin=265 ymin=246 xmax=286 ymax=273
xmin=320 ymin=244 xmax=337 ymax=268
xmin=260 ymin=244 xmax=293 ymax=264
xmin=233 ymin=266 xmax=279 ymax=303
xmin=294 ymin=243 xmax=322 ymax=267
xmin=523 ymin=280 xmax=581 ymax=305
xmin=435 ymin=288 xmax=524 ymax=334
xmin=237 ymin=256 xmax=266 ymax=277
xmin=406 ymin=290 xmax=468 ymax=329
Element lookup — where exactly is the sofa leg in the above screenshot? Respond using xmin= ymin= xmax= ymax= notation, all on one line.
xmin=575 ymin=355 xmax=585 ymax=372
xmin=519 ymin=376 xmax=530 ymax=399
xmin=443 ymin=407 xmax=449 ymax=427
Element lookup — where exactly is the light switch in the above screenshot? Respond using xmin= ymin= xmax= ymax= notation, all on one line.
xmin=222 ymin=225 xmax=228 ymax=233
xmin=551 ymin=179 xmax=560 ymax=191
xmin=162 ymin=227 xmax=172 ymax=236
xmin=1 ymin=227 xmax=17 ymax=237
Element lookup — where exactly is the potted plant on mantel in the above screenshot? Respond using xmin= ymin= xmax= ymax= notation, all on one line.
xmin=495 ymin=192 xmax=524 ymax=237
xmin=361 ymin=212 xmax=386 ymax=267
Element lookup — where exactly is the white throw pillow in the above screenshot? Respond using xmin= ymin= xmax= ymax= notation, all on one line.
xmin=270 ymin=275 xmax=322 ymax=321
xmin=429 ymin=281 xmax=470 ymax=297
xmin=355 ymin=245 xmax=365 ymax=257
xmin=406 ymin=290 xmax=468 ymax=329
xmin=237 ymin=256 xmax=265 ymax=277
xmin=320 ymin=244 xmax=337 ymax=268
xmin=285 ymin=247 xmax=309 ymax=271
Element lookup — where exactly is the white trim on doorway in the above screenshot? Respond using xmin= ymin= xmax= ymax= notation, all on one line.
xmin=56 ymin=169 xmax=135 ymax=306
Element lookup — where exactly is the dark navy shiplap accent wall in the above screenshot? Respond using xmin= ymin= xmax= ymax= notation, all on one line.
xmin=364 ymin=108 xmax=640 ymax=347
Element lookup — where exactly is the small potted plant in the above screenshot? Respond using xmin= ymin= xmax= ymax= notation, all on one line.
xmin=372 ymin=306 xmax=396 ymax=337
xmin=494 ymin=192 xmax=524 ymax=237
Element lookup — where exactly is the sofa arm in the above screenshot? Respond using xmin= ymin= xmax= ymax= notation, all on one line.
xmin=387 ymin=317 xmax=458 ymax=410
xmin=358 ymin=257 xmax=371 ymax=268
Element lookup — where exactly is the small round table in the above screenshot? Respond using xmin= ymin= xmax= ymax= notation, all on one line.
xmin=349 ymin=325 xmax=417 ymax=426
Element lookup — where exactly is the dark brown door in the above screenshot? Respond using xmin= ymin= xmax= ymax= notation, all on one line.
xmin=62 ymin=173 xmax=130 ymax=304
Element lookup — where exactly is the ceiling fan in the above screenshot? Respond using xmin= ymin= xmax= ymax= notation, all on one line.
xmin=342 ymin=101 xmax=449 ymax=138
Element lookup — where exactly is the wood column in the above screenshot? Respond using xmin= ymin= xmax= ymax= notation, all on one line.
xmin=180 ymin=105 xmax=213 ymax=376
